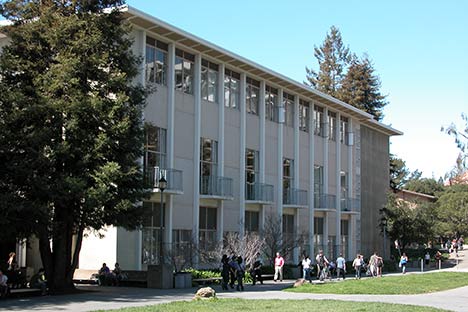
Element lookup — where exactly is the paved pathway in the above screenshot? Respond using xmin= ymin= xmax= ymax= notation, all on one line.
xmin=0 ymin=247 xmax=467 ymax=312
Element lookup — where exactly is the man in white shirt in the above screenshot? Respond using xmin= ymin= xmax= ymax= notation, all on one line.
xmin=301 ymin=255 xmax=312 ymax=282
xmin=336 ymin=253 xmax=346 ymax=280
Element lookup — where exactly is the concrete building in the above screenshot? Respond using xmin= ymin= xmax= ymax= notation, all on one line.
xmin=1 ymin=6 xmax=401 ymax=271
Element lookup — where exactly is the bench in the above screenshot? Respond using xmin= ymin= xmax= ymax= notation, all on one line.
xmin=261 ymin=274 xmax=274 ymax=280
xmin=119 ymin=270 xmax=147 ymax=287
xmin=192 ymin=277 xmax=222 ymax=286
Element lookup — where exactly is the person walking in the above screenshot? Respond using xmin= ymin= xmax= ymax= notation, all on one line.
xmin=352 ymin=254 xmax=362 ymax=279
xmin=235 ymin=256 xmax=245 ymax=291
xmin=369 ymin=252 xmax=378 ymax=277
xmin=400 ymin=252 xmax=408 ymax=274
xmin=274 ymin=252 xmax=284 ymax=282
xmin=336 ymin=253 xmax=346 ymax=280
xmin=250 ymin=254 xmax=263 ymax=285
xmin=315 ymin=250 xmax=329 ymax=281
xmin=221 ymin=254 xmax=230 ymax=290
xmin=301 ymin=255 xmax=312 ymax=282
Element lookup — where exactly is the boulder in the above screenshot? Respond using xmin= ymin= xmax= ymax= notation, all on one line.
xmin=193 ymin=286 xmax=216 ymax=300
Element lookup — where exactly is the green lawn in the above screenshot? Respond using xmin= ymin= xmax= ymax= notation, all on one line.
xmin=95 ymin=299 xmax=448 ymax=312
xmin=286 ymin=272 xmax=468 ymax=294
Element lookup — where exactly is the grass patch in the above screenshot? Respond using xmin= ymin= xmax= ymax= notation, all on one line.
xmin=285 ymin=272 xmax=468 ymax=295
xmin=94 ymin=298 xmax=448 ymax=312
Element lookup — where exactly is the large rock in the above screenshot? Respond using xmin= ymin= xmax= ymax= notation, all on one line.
xmin=193 ymin=287 xmax=216 ymax=300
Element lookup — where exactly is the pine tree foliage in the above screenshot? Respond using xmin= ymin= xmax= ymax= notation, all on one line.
xmin=305 ymin=25 xmax=350 ymax=98
xmin=0 ymin=0 xmax=148 ymax=292
xmin=339 ymin=55 xmax=387 ymax=121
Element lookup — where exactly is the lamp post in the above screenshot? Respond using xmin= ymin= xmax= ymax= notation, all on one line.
xmin=158 ymin=175 xmax=167 ymax=265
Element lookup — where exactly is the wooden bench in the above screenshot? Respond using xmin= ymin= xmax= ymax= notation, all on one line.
xmin=261 ymin=274 xmax=274 ymax=280
xmin=192 ymin=277 xmax=222 ymax=286
xmin=119 ymin=270 xmax=147 ymax=287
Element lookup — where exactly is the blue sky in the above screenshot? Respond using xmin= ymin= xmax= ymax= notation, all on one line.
xmin=126 ymin=0 xmax=468 ymax=179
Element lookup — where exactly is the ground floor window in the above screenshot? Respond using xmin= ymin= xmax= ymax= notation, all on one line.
xmin=199 ymin=207 xmax=217 ymax=251
xmin=245 ymin=210 xmax=259 ymax=234
xmin=141 ymin=201 xmax=165 ymax=264
xmin=341 ymin=220 xmax=349 ymax=259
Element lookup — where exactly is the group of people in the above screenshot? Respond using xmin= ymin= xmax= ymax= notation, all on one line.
xmin=300 ymin=250 xmax=347 ymax=282
xmin=97 ymin=262 xmax=126 ymax=286
xmin=351 ymin=252 xmax=385 ymax=278
xmin=221 ymin=254 xmax=248 ymax=291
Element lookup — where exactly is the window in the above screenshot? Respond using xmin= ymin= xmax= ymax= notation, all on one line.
xmin=245 ymin=149 xmax=259 ymax=200
xmin=341 ymin=220 xmax=349 ymax=259
xmin=265 ymin=85 xmax=278 ymax=121
xmin=245 ymin=210 xmax=259 ymax=233
xmin=200 ymin=138 xmax=218 ymax=177
xmin=299 ymin=99 xmax=309 ymax=132
xmin=199 ymin=207 xmax=217 ymax=250
xmin=328 ymin=111 xmax=337 ymax=141
xmin=201 ymin=59 xmax=218 ymax=102
xmin=340 ymin=116 xmax=348 ymax=144
xmin=340 ymin=171 xmax=348 ymax=210
xmin=283 ymin=158 xmax=294 ymax=191
xmin=144 ymin=124 xmax=167 ymax=170
xmin=146 ymin=37 xmax=168 ymax=85
xmin=314 ymin=165 xmax=323 ymax=207
xmin=175 ymin=48 xmax=195 ymax=94
xmin=224 ymin=69 xmax=240 ymax=109
xmin=314 ymin=217 xmax=324 ymax=255
xmin=246 ymin=77 xmax=260 ymax=115
xmin=283 ymin=92 xmax=294 ymax=127
xmin=283 ymin=214 xmax=294 ymax=235
xmin=141 ymin=201 xmax=165 ymax=264
xmin=314 ymin=106 xmax=324 ymax=136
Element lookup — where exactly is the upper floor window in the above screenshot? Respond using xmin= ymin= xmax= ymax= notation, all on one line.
xmin=201 ymin=59 xmax=219 ymax=102
xmin=299 ymin=99 xmax=309 ymax=132
xmin=314 ymin=106 xmax=324 ymax=136
xmin=175 ymin=48 xmax=195 ymax=94
xmin=314 ymin=165 xmax=323 ymax=207
xmin=265 ymin=85 xmax=278 ymax=122
xmin=246 ymin=77 xmax=260 ymax=115
xmin=224 ymin=69 xmax=240 ymax=109
xmin=245 ymin=149 xmax=259 ymax=200
xmin=340 ymin=116 xmax=348 ymax=144
xmin=200 ymin=138 xmax=218 ymax=177
xmin=283 ymin=158 xmax=294 ymax=191
xmin=328 ymin=111 xmax=337 ymax=141
xmin=144 ymin=124 xmax=167 ymax=170
xmin=146 ymin=37 xmax=168 ymax=85
xmin=283 ymin=92 xmax=294 ymax=127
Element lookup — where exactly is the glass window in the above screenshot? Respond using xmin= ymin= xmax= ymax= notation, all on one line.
xmin=199 ymin=207 xmax=217 ymax=250
xmin=283 ymin=92 xmax=294 ymax=127
xmin=175 ymin=48 xmax=194 ymax=94
xmin=245 ymin=210 xmax=259 ymax=233
xmin=340 ymin=116 xmax=348 ymax=144
xmin=299 ymin=99 xmax=309 ymax=132
xmin=201 ymin=59 xmax=219 ymax=102
xmin=141 ymin=201 xmax=165 ymax=264
xmin=265 ymin=85 xmax=278 ymax=121
xmin=314 ymin=106 xmax=324 ymax=136
xmin=314 ymin=165 xmax=323 ymax=207
xmin=246 ymin=77 xmax=260 ymax=115
xmin=282 ymin=214 xmax=294 ymax=234
xmin=283 ymin=158 xmax=294 ymax=191
xmin=314 ymin=217 xmax=324 ymax=255
xmin=245 ymin=149 xmax=259 ymax=200
xmin=328 ymin=111 xmax=337 ymax=141
xmin=200 ymin=138 xmax=218 ymax=177
xmin=224 ymin=69 xmax=240 ymax=109
xmin=146 ymin=37 xmax=168 ymax=85
xmin=144 ymin=124 xmax=167 ymax=170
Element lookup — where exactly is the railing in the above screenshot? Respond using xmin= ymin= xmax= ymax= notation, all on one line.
xmin=144 ymin=167 xmax=183 ymax=193
xmin=200 ymin=175 xmax=233 ymax=198
xmin=341 ymin=198 xmax=360 ymax=212
xmin=283 ymin=188 xmax=308 ymax=206
xmin=245 ymin=182 xmax=274 ymax=202
xmin=314 ymin=193 xmax=336 ymax=209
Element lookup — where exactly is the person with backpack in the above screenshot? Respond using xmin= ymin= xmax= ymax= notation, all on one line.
xmin=315 ymin=250 xmax=329 ymax=281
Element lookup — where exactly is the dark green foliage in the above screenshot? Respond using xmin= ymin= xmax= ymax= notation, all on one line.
xmin=436 ymin=184 xmax=468 ymax=237
xmin=405 ymin=178 xmax=444 ymax=196
xmin=339 ymin=55 xmax=387 ymax=121
xmin=305 ymin=25 xmax=350 ymax=98
xmin=390 ymin=155 xmax=410 ymax=191
xmin=0 ymin=0 xmax=148 ymax=292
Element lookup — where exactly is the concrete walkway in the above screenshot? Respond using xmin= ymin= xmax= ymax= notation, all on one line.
xmin=0 ymin=247 xmax=467 ymax=312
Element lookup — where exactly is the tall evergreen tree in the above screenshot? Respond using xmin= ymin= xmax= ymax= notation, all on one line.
xmin=0 ymin=0 xmax=148 ymax=292
xmin=339 ymin=55 xmax=388 ymax=121
xmin=305 ymin=25 xmax=351 ymax=98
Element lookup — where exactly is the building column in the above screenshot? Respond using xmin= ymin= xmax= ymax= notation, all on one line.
xmin=193 ymin=54 xmax=202 ymax=256
xmin=217 ymin=64 xmax=226 ymax=242
xmin=293 ymin=95 xmax=300 ymax=263
xmin=323 ymin=107 xmax=329 ymax=256
xmin=239 ymin=73 xmax=247 ymax=238
xmin=335 ymin=112 xmax=342 ymax=258
xmin=165 ymin=43 xmax=176 ymax=249
xmin=308 ymin=102 xmax=315 ymax=256
xmin=277 ymin=89 xmax=284 ymax=221
xmin=347 ymin=119 xmax=355 ymax=257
